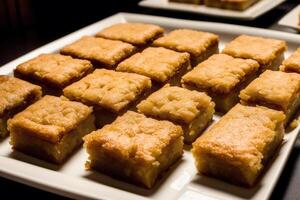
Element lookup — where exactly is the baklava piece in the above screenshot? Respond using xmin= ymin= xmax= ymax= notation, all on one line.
xmin=137 ymin=85 xmax=214 ymax=143
xmin=83 ymin=111 xmax=183 ymax=188
xmin=152 ymin=29 xmax=219 ymax=66
xmin=61 ymin=36 xmax=136 ymax=68
xmin=240 ymin=70 xmax=300 ymax=125
xmin=14 ymin=54 xmax=93 ymax=95
xmin=204 ymin=0 xmax=259 ymax=11
xmin=117 ymin=47 xmax=190 ymax=86
xmin=96 ymin=23 xmax=164 ymax=47
xmin=63 ymin=69 xmax=151 ymax=127
xmin=222 ymin=35 xmax=286 ymax=72
xmin=192 ymin=104 xmax=285 ymax=186
xmin=0 ymin=76 xmax=42 ymax=138
xmin=182 ymin=54 xmax=259 ymax=112
xmin=169 ymin=0 xmax=203 ymax=5
xmin=280 ymin=47 xmax=300 ymax=73
xmin=8 ymin=95 xmax=95 ymax=163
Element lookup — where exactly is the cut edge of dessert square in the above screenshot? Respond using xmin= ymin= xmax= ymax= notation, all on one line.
xmin=10 ymin=114 xmax=95 ymax=163
xmin=8 ymin=95 xmax=95 ymax=164
xmin=137 ymin=85 xmax=215 ymax=143
xmin=83 ymin=111 xmax=183 ymax=188
xmin=182 ymin=102 xmax=214 ymax=143
xmin=0 ymin=76 xmax=42 ymax=138
xmin=192 ymin=104 xmax=285 ymax=186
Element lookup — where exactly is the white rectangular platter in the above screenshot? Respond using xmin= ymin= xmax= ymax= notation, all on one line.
xmin=278 ymin=4 xmax=300 ymax=31
xmin=138 ymin=0 xmax=285 ymax=20
xmin=0 ymin=12 xmax=300 ymax=200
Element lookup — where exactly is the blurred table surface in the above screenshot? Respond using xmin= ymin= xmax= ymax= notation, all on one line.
xmin=0 ymin=0 xmax=299 ymax=199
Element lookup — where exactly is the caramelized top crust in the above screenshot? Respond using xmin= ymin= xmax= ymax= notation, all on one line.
xmin=63 ymin=69 xmax=151 ymax=112
xmin=96 ymin=23 xmax=164 ymax=45
xmin=280 ymin=47 xmax=300 ymax=73
xmin=193 ymin=104 xmax=285 ymax=170
xmin=222 ymin=35 xmax=286 ymax=65
xmin=137 ymin=86 xmax=214 ymax=124
xmin=181 ymin=54 xmax=259 ymax=94
xmin=15 ymin=54 xmax=93 ymax=88
xmin=0 ymin=76 xmax=42 ymax=117
xmin=61 ymin=36 xmax=136 ymax=66
xmin=117 ymin=47 xmax=190 ymax=82
xmin=84 ymin=111 xmax=183 ymax=165
xmin=8 ymin=95 xmax=93 ymax=143
xmin=152 ymin=29 xmax=219 ymax=56
xmin=239 ymin=70 xmax=300 ymax=111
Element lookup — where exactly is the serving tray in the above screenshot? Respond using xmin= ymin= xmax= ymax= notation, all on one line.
xmin=0 ymin=12 xmax=300 ymax=200
xmin=138 ymin=0 xmax=286 ymax=20
xmin=278 ymin=4 xmax=300 ymax=31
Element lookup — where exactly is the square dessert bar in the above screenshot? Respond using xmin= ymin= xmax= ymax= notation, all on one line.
xmin=240 ymin=70 xmax=300 ymax=125
xmin=117 ymin=47 xmax=190 ymax=85
xmin=280 ymin=47 xmax=300 ymax=73
xmin=222 ymin=35 xmax=286 ymax=71
xmin=204 ymin=0 xmax=259 ymax=11
xmin=96 ymin=23 xmax=164 ymax=46
xmin=192 ymin=104 xmax=285 ymax=186
xmin=83 ymin=111 xmax=183 ymax=188
xmin=8 ymin=95 xmax=95 ymax=164
xmin=152 ymin=29 xmax=219 ymax=66
xmin=137 ymin=85 xmax=215 ymax=143
xmin=0 ymin=76 xmax=42 ymax=138
xmin=182 ymin=54 xmax=259 ymax=112
xmin=61 ymin=36 xmax=136 ymax=68
xmin=63 ymin=69 xmax=151 ymax=127
xmin=14 ymin=54 xmax=93 ymax=95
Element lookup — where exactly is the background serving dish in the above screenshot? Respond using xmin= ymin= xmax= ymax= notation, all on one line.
xmin=0 ymin=12 xmax=300 ymax=200
xmin=138 ymin=0 xmax=286 ymax=20
xmin=278 ymin=4 xmax=300 ymax=31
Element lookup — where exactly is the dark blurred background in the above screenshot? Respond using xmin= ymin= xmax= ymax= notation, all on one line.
xmin=0 ymin=0 xmax=299 ymax=67
xmin=0 ymin=0 xmax=299 ymax=199
xmin=0 ymin=0 xmax=143 ymax=66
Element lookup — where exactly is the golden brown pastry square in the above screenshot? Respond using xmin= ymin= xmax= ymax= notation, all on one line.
xmin=117 ymin=47 xmax=190 ymax=84
xmin=14 ymin=54 xmax=93 ymax=93
xmin=222 ymin=35 xmax=286 ymax=71
xmin=60 ymin=36 xmax=136 ymax=68
xmin=63 ymin=69 xmax=151 ymax=113
xmin=83 ymin=111 xmax=183 ymax=188
xmin=96 ymin=23 xmax=164 ymax=46
xmin=8 ymin=95 xmax=95 ymax=163
xmin=240 ymin=70 xmax=300 ymax=124
xmin=182 ymin=54 xmax=259 ymax=112
xmin=192 ymin=104 xmax=285 ymax=186
xmin=137 ymin=85 xmax=214 ymax=143
xmin=63 ymin=69 xmax=151 ymax=127
xmin=204 ymin=0 xmax=259 ymax=11
xmin=280 ymin=47 xmax=300 ymax=73
xmin=152 ymin=29 xmax=219 ymax=66
xmin=0 ymin=76 xmax=42 ymax=138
